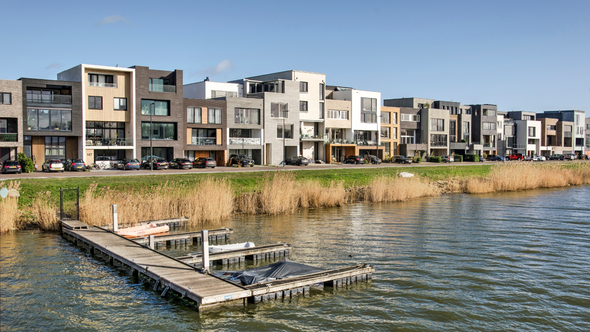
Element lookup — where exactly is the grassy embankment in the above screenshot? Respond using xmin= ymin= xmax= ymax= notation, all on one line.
xmin=1 ymin=162 xmax=589 ymax=233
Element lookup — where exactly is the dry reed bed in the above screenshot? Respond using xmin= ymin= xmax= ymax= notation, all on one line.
xmin=3 ymin=163 xmax=590 ymax=233
xmin=0 ymin=181 xmax=21 ymax=233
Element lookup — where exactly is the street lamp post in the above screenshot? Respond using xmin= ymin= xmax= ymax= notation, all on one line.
xmin=283 ymin=109 xmax=289 ymax=167
xmin=150 ymin=102 xmax=154 ymax=171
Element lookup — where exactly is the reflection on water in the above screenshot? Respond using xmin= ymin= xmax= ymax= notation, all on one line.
xmin=2 ymin=186 xmax=590 ymax=331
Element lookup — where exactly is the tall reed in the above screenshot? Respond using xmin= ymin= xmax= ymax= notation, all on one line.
xmin=361 ymin=175 xmax=439 ymax=202
xmin=31 ymin=191 xmax=60 ymax=231
xmin=0 ymin=181 xmax=21 ymax=234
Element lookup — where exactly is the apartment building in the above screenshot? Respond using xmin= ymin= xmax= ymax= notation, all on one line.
xmin=379 ymin=106 xmax=400 ymax=158
xmin=586 ymin=118 xmax=590 ymax=157
xmin=398 ymin=107 xmax=426 ymax=157
xmin=537 ymin=110 xmax=586 ymax=156
xmin=506 ymin=111 xmax=541 ymax=156
xmin=539 ymin=117 xmax=574 ymax=156
xmin=132 ymin=66 xmax=183 ymax=162
xmin=421 ymin=107 xmax=450 ymax=156
xmin=325 ymin=94 xmax=352 ymax=163
xmin=470 ymin=104 xmax=499 ymax=156
xmin=0 ymin=79 xmax=22 ymax=162
xmin=19 ymin=78 xmax=82 ymax=165
xmin=182 ymin=98 xmax=227 ymax=165
xmin=58 ymin=64 xmax=136 ymax=166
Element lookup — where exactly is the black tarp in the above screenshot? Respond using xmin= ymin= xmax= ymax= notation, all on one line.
xmin=227 ymin=259 xmax=326 ymax=285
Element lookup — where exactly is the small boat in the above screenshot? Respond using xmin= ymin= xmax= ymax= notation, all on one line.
xmin=209 ymin=242 xmax=255 ymax=253
xmin=117 ymin=223 xmax=170 ymax=238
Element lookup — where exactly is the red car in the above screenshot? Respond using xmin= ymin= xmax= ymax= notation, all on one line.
xmin=506 ymin=154 xmax=524 ymax=160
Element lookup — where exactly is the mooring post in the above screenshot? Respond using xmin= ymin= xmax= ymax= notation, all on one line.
xmin=202 ymin=229 xmax=209 ymax=273
xmin=112 ymin=205 xmax=118 ymax=233
xmin=149 ymin=235 xmax=155 ymax=250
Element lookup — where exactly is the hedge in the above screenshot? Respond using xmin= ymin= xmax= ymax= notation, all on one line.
xmin=428 ymin=156 xmax=442 ymax=163
xmin=464 ymin=154 xmax=480 ymax=162
xmin=454 ymin=155 xmax=463 ymax=162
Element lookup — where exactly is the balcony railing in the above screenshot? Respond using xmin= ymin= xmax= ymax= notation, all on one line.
xmin=355 ymin=140 xmax=379 ymax=146
xmin=300 ymin=134 xmax=327 ymax=141
xmin=85 ymin=138 xmax=132 ymax=146
xmin=430 ymin=141 xmax=447 ymax=147
xmin=149 ymin=84 xmax=176 ymax=93
xmin=564 ymin=132 xmax=572 ymax=138
xmin=190 ymin=137 xmax=221 ymax=146
xmin=89 ymin=82 xmax=117 ymax=88
xmin=26 ymin=95 xmax=72 ymax=105
xmin=229 ymin=137 xmax=261 ymax=145
xmin=0 ymin=133 xmax=18 ymax=142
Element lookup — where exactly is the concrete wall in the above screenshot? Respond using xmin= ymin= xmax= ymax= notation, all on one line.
xmin=383 ymin=97 xmax=434 ymax=109
xmin=325 ymin=99 xmax=352 ymax=130
xmin=183 ymin=81 xmax=242 ymax=99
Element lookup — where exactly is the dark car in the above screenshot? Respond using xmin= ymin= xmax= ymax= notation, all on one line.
xmin=65 ymin=159 xmax=87 ymax=171
xmin=549 ymin=154 xmax=563 ymax=160
xmin=228 ymin=154 xmax=254 ymax=167
xmin=1 ymin=160 xmax=22 ymax=174
xmin=143 ymin=158 xmax=169 ymax=170
xmin=486 ymin=155 xmax=505 ymax=161
xmin=170 ymin=158 xmax=193 ymax=169
xmin=115 ymin=159 xmax=141 ymax=170
xmin=285 ymin=156 xmax=310 ymax=166
xmin=343 ymin=155 xmax=365 ymax=164
xmin=193 ymin=157 xmax=217 ymax=168
xmin=366 ymin=155 xmax=382 ymax=164
xmin=393 ymin=156 xmax=412 ymax=164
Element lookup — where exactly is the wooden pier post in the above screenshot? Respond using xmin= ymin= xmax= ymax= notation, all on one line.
xmin=148 ymin=235 xmax=154 ymax=250
xmin=112 ymin=205 xmax=118 ymax=233
xmin=202 ymin=229 xmax=210 ymax=272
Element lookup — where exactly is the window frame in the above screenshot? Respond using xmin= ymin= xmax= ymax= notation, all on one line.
xmin=88 ymin=96 xmax=103 ymax=110
xmin=113 ymin=97 xmax=127 ymax=110
xmin=300 ymin=101 xmax=308 ymax=112
xmin=1 ymin=92 xmax=11 ymax=105
xmin=300 ymin=82 xmax=308 ymax=92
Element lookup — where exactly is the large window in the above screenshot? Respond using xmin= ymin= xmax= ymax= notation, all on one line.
xmin=88 ymin=96 xmax=102 ymax=110
xmin=86 ymin=122 xmax=125 ymax=145
xmin=190 ymin=128 xmax=219 ymax=145
xmin=271 ymin=103 xmax=288 ymax=118
xmin=44 ymin=136 xmax=66 ymax=159
xmin=319 ymin=83 xmax=325 ymax=100
xmin=208 ymin=108 xmax=222 ymax=124
xmin=401 ymin=114 xmax=420 ymax=122
xmin=114 ymin=98 xmax=127 ymax=110
xmin=483 ymin=122 xmax=496 ymax=130
xmin=430 ymin=134 xmax=447 ymax=147
xmin=392 ymin=127 xmax=397 ymax=140
xmin=1 ymin=92 xmax=11 ymax=104
xmin=300 ymin=82 xmax=308 ymax=92
xmin=277 ymin=124 xmax=293 ymax=139
xmin=141 ymin=100 xmax=170 ymax=116
xmin=380 ymin=127 xmax=390 ymax=139
xmin=482 ymin=109 xmax=496 ymax=117
xmin=361 ymin=97 xmax=377 ymax=123
xmin=528 ymin=126 xmax=536 ymax=137
xmin=141 ymin=122 xmax=177 ymax=140
xmin=211 ymin=90 xmax=237 ymax=98
xmin=327 ymin=110 xmax=349 ymax=120
xmin=449 ymin=120 xmax=456 ymax=142
xmin=392 ymin=112 xmax=397 ymax=124
xmin=430 ymin=118 xmax=444 ymax=131
xmin=234 ymin=108 xmax=260 ymax=124
xmin=401 ymin=129 xmax=415 ymax=144
xmin=187 ymin=107 xmax=202 ymax=124
xmin=149 ymin=78 xmax=175 ymax=93
xmin=88 ymin=74 xmax=115 ymax=87
xmin=381 ymin=112 xmax=390 ymax=124
xmin=26 ymin=109 xmax=71 ymax=131
xmin=300 ymin=101 xmax=308 ymax=112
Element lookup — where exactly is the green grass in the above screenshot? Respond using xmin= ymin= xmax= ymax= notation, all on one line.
xmin=15 ymin=165 xmax=495 ymax=207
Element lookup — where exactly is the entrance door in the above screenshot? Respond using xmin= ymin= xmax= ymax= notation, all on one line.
xmin=265 ymin=143 xmax=271 ymax=165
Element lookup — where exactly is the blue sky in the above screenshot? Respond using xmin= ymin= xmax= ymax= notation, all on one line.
xmin=2 ymin=0 xmax=588 ymax=117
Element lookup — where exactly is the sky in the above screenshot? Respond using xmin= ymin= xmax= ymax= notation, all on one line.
xmin=1 ymin=0 xmax=589 ymax=117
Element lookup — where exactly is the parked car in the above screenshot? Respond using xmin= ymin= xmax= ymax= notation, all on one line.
xmin=115 ymin=159 xmax=141 ymax=170
xmin=506 ymin=154 xmax=524 ymax=160
xmin=532 ymin=155 xmax=546 ymax=161
xmin=549 ymin=154 xmax=563 ymax=160
xmin=563 ymin=154 xmax=576 ymax=160
xmin=41 ymin=159 xmax=64 ymax=172
xmin=228 ymin=154 xmax=254 ymax=167
xmin=169 ymin=158 xmax=193 ymax=169
xmin=143 ymin=158 xmax=169 ymax=170
xmin=65 ymin=159 xmax=87 ymax=171
xmin=522 ymin=155 xmax=532 ymax=161
xmin=1 ymin=160 xmax=22 ymax=174
xmin=441 ymin=155 xmax=454 ymax=163
xmin=486 ymin=155 xmax=505 ymax=161
xmin=343 ymin=155 xmax=365 ymax=164
xmin=193 ymin=157 xmax=217 ymax=168
xmin=393 ymin=156 xmax=412 ymax=164
xmin=366 ymin=155 xmax=382 ymax=164
xmin=285 ymin=156 xmax=310 ymax=166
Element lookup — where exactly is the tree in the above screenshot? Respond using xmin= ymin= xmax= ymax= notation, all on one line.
xmin=17 ymin=152 xmax=35 ymax=173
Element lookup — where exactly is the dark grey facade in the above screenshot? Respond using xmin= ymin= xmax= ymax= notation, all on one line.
xmin=132 ymin=66 xmax=184 ymax=161
xmin=183 ymin=98 xmax=227 ymax=165
xmin=470 ymin=104 xmax=498 ymax=152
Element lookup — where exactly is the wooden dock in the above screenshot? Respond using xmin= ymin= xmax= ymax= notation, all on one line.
xmin=61 ymin=220 xmax=374 ymax=311
xmin=175 ymin=243 xmax=292 ymax=267
xmin=132 ymin=228 xmax=233 ymax=247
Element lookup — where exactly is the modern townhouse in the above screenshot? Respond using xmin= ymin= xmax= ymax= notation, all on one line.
xmin=586 ymin=118 xmax=590 ymax=157
xmin=539 ymin=117 xmax=574 ymax=156
xmin=324 ymin=91 xmax=353 ymax=163
xmin=19 ymin=78 xmax=82 ymax=166
xmin=398 ymin=107 xmax=425 ymax=157
xmin=506 ymin=111 xmax=541 ymax=156
xmin=421 ymin=107 xmax=450 ymax=157
xmin=470 ymin=104 xmax=499 ymax=156
xmin=0 ymin=79 xmax=22 ymax=162
xmin=537 ymin=110 xmax=586 ymax=157
xmin=183 ymin=98 xmax=227 ymax=165
xmin=495 ymin=112 xmax=506 ymax=156
xmin=58 ymin=64 xmax=136 ymax=166
xmin=379 ymin=106 xmax=400 ymax=159
xmin=132 ymin=66 xmax=183 ymax=162
xmin=330 ymin=86 xmax=383 ymax=159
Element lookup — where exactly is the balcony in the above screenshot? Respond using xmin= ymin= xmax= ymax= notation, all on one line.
xmin=0 ymin=133 xmax=18 ymax=142
xmin=149 ymin=84 xmax=176 ymax=93
xmin=229 ymin=137 xmax=261 ymax=145
xmin=190 ymin=137 xmax=221 ymax=146
xmin=430 ymin=141 xmax=448 ymax=147
xmin=300 ymin=134 xmax=327 ymax=141
xmin=86 ymin=138 xmax=132 ymax=146
xmin=564 ymin=132 xmax=572 ymax=138
xmin=450 ymin=142 xmax=467 ymax=150
xmin=26 ymin=95 xmax=72 ymax=105
xmin=89 ymin=82 xmax=117 ymax=88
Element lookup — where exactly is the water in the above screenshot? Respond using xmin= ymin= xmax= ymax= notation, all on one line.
xmin=2 ymin=186 xmax=590 ymax=331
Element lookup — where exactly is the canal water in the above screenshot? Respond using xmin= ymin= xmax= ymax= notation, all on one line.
xmin=2 ymin=186 xmax=590 ymax=331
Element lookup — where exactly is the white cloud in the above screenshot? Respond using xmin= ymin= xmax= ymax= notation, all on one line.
xmin=45 ymin=62 xmax=62 ymax=70
xmin=97 ymin=15 xmax=130 ymax=26
xmin=190 ymin=60 xmax=235 ymax=78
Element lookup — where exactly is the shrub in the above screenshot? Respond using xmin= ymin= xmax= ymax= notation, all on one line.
xmin=413 ymin=156 xmax=421 ymax=163
xmin=464 ymin=154 xmax=480 ymax=162
xmin=428 ymin=156 xmax=442 ymax=163
xmin=454 ymin=155 xmax=463 ymax=162
xmin=17 ymin=153 xmax=35 ymax=173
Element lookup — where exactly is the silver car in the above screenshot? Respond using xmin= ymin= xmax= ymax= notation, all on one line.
xmin=42 ymin=159 xmax=64 ymax=172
